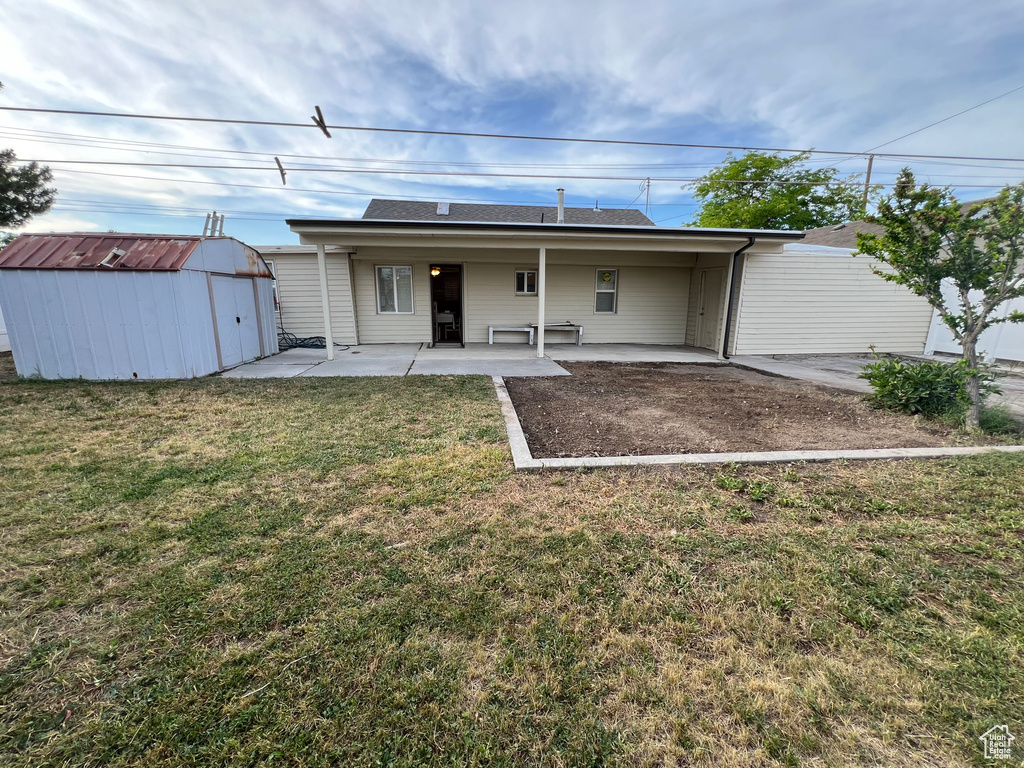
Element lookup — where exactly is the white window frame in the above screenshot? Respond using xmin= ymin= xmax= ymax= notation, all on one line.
xmin=376 ymin=265 xmax=415 ymax=314
xmin=514 ymin=269 xmax=538 ymax=296
xmin=595 ymin=269 xmax=618 ymax=314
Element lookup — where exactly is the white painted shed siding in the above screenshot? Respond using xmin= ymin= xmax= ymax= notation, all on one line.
xmin=270 ymin=252 xmax=357 ymax=343
xmin=925 ymin=280 xmax=1024 ymax=362
xmin=0 ymin=297 xmax=9 ymax=352
xmin=732 ymin=251 xmax=933 ymax=355
xmin=0 ymin=269 xmax=220 ymax=379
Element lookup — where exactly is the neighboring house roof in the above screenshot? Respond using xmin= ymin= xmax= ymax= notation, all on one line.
xmin=800 ymin=221 xmax=885 ymax=249
xmin=0 ymin=233 xmax=247 ymax=271
xmin=362 ymin=198 xmax=656 ymax=226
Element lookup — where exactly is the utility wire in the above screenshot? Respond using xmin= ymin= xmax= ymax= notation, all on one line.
xmin=30 ymin=158 xmax=1019 ymax=188
xmin=861 ymin=83 xmax=1024 ymax=154
xmin=5 ymin=105 xmax=1024 ymax=163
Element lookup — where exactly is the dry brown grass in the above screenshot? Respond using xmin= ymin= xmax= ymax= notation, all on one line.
xmin=1 ymin=368 xmax=1022 ymax=766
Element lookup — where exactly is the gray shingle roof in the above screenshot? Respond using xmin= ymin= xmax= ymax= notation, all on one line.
xmin=800 ymin=220 xmax=886 ymax=249
xmin=362 ymin=199 xmax=655 ymax=226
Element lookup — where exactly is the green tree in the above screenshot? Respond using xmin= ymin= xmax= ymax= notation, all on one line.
xmin=857 ymin=169 xmax=1024 ymax=430
xmin=0 ymin=82 xmax=57 ymax=235
xmin=685 ymin=151 xmax=873 ymax=230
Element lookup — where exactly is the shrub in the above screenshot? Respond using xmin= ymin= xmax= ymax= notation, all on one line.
xmin=858 ymin=354 xmax=999 ymax=421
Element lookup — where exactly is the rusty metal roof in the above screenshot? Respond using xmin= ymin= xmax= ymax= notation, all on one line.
xmin=0 ymin=233 xmax=207 ymax=270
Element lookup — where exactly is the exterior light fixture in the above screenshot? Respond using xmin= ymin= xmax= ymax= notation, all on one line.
xmin=430 ymin=267 xmax=441 ymax=276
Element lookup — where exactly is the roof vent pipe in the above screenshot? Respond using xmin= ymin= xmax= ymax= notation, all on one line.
xmin=556 ymin=188 xmax=565 ymax=224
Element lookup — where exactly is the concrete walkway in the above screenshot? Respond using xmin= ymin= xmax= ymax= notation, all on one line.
xmin=732 ymin=353 xmax=1024 ymax=416
xmin=222 ymin=343 xmax=571 ymax=378
xmin=222 ymin=342 xmax=723 ymax=379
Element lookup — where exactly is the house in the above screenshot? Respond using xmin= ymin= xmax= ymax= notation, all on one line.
xmin=265 ymin=195 xmax=937 ymax=361
xmin=0 ymin=233 xmax=277 ymax=379
xmin=800 ymin=219 xmax=1023 ymax=363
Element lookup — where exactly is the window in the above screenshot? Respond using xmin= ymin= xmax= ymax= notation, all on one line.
xmin=595 ymin=269 xmax=617 ymax=313
xmin=515 ymin=270 xmax=537 ymax=295
xmin=376 ymin=266 xmax=414 ymax=313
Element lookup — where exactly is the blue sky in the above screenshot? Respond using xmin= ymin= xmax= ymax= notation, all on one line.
xmin=3 ymin=0 xmax=1024 ymax=244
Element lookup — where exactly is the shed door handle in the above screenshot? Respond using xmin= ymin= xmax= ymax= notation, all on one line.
xmin=236 ymin=316 xmax=241 ymax=324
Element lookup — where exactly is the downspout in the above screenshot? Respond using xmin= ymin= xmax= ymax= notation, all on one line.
xmin=721 ymin=237 xmax=755 ymax=360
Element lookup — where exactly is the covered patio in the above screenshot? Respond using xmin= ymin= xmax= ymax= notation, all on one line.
xmin=222 ymin=343 xmax=721 ymax=378
xmin=280 ymin=217 xmax=803 ymax=359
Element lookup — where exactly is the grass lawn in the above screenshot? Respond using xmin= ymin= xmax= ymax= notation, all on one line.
xmin=1 ymin=352 xmax=1022 ymax=767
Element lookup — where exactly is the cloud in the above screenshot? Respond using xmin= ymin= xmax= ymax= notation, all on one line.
xmin=3 ymin=0 xmax=1024 ymax=241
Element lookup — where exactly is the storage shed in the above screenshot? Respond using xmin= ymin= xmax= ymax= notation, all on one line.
xmin=0 ymin=233 xmax=278 ymax=379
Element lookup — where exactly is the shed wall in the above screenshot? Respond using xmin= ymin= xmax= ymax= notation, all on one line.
xmin=0 ymin=269 xmax=221 ymax=379
xmin=732 ymin=252 xmax=933 ymax=355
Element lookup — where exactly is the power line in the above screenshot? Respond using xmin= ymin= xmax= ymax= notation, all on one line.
xmin=48 ymin=169 xmax=698 ymax=210
xmin=0 ymin=125 xmax=725 ymax=172
xmin=5 ymin=105 xmax=1024 ymax=163
xmin=30 ymin=158 xmax=1019 ymax=189
xmin=862 ymin=83 xmax=1024 ymax=154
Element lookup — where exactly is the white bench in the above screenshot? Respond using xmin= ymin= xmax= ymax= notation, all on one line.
xmin=531 ymin=323 xmax=584 ymax=346
xmin=488 ymin=326 xmax=535 ymax=344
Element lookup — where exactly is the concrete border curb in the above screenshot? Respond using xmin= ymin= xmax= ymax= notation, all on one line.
xmin=491 ymin=376 xmax=1024 ymax=471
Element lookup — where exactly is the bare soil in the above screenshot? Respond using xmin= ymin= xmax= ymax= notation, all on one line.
xmin=505 ymin=362 xmax=997 ymax=457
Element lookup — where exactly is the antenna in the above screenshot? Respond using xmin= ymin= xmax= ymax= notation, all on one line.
xmin=644 ymin=177 xmax=651 ymax=218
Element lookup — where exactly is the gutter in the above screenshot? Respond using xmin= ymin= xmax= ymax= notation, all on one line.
xmin=721 ymin=236 xmax=756 ymax=359
xmin=286 ymin=217 xmax=804 ymax=240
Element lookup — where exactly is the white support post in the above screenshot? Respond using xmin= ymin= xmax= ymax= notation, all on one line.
xmin=536 ymin=247 xmax=546 ymax=358
xmin=717 ymin=252 xmax=736 ymax=360
xmin=316 ymin=243 xmax=335 ymax=361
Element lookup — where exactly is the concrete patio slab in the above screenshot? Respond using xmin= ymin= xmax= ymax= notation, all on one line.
xmin=222 ymin=363 xmax=316 ymax=379
xmin=410 ymin=358 xmax=569 ymax=376
xmin=548 ymin=344 xmax=721 ymax=363
xmin=731 ymin=354 xmax=874 ymax=394
xmin=249 ymin=347 xmax=329 ymax=365
xmin=299 ymin=356 xmax=414 ymax=377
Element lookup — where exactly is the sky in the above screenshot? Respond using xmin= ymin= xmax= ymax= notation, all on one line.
xmin=2 ymin=0 xmax=1024 ymax=244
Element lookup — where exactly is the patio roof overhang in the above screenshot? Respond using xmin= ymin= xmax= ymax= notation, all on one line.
xmin=285 ymin=218 xmax=805 ymax=253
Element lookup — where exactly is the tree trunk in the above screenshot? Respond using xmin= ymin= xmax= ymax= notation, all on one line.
xmin=964 ymin=342 xmax=982 ymax=431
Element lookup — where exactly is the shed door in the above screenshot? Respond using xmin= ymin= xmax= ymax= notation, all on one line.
xmin=212 ymin=275 xmax=261 ymax=368
xmin=696 ymin=268 xmax=725 ymax=350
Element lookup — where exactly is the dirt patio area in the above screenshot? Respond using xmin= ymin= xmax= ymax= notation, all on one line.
xmin=505 ymin=362 xmax=1003 ymax=458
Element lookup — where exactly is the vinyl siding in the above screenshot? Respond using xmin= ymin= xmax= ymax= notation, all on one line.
xmin=732 ymin=252 xmax=933 ymax=355
xmin=684 ymin=253 xmax=731 ymax=348
xmin=271 ymin=252 xmax=357 ymax=344
xmin=352 ymin=260 xmax=432 ymax=344
xmin=462 ymin=262 xmax=690 ymax=343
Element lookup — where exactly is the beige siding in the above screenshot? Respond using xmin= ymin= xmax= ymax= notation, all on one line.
xmin=463 ymin=262 xmax=690 ymax=343
xmin=685 ymin=253 xmax=731 ymax=348
xmin=732 ymin=252 xmax=932 ymax=355
xmin=269 ymin=252 xmax=358 ymax=344
xmin=352 ymin=260 xmax=432 ymax=344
